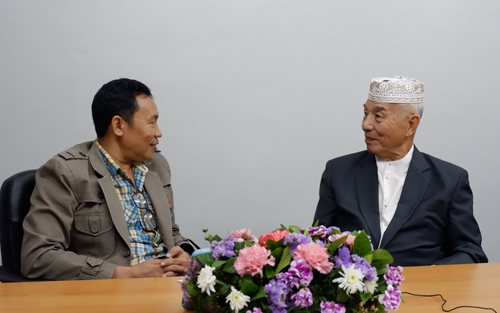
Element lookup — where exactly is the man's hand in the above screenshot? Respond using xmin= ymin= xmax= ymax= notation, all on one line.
xmin=112 ymin=259 xmax=169 ymax=279
xmin=111 ymin=247 xmax=190 ymax=279
xmin=161 ymin=246 xmax=190 ymax=277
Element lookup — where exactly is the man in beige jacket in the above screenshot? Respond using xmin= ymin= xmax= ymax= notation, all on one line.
xmin=21 ymin=78 xmax=195 ymax=280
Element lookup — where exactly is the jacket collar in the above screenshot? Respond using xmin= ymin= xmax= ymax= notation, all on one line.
xmin=355 ymin=152 xmax=382 ymax=247
xmin=355 ymin=146 xmax=430 ymax=249
xmin=379 ymin=146 xmax=429 ymax=249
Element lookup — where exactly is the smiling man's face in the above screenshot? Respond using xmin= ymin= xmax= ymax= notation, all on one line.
xmin=120 ymin=94 xmax=163 ymax=163
xmin=361 ymin=99 xmax=415 ymax=161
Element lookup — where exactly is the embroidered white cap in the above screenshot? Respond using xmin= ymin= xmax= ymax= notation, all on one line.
xmin=368 ymin=76 xmax=424 ymax=104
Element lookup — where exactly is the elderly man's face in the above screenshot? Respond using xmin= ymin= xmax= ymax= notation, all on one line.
xmin=362 ymin=99 xmax=414 ymax=161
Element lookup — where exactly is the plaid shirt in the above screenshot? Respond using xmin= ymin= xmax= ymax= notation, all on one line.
xmin=97 ymin=141 xmax=167 ymax=265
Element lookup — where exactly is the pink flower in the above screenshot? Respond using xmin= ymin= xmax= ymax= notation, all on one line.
xmin=258 ymin=229 xmax=291 ymax=248
xmin=234 ymin=245 xmax=276 ymax=277
xmin=230 ymin=228 xmax=255 ymax=241
xmin=330 ymin=233 xmax=356 ymax=250
xmin=292 ymin=243 xmax=334 ymax=274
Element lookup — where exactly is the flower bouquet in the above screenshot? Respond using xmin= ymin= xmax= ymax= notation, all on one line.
xmin=181 ymin=224 xmax=403 ymax=313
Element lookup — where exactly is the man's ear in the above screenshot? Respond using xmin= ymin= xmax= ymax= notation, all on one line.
xmin=110 ymin=115 xmax=126 ymax=137
xmin=406 ymin=114 xmax=420 ymax=137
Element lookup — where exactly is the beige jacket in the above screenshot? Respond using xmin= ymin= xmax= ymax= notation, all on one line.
xmin=21 ymin=141 xmax=190 ymax=280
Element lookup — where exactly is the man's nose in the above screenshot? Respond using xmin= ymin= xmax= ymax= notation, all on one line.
xmin=155 ymin=125 xmax=163 ymax=138
xmin=361 ymin=117 xmax=373 ymax=132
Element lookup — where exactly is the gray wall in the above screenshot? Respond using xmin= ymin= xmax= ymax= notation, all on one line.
xmin=1 ymin=1 xmax=499 ymax=265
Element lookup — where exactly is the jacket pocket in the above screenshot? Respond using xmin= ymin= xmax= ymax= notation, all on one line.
xmin=73 ymin=212 xmax=116 ymax=258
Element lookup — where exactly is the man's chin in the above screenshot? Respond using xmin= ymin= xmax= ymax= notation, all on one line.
xmin=365 ymin=145 xmax=378 ymax=156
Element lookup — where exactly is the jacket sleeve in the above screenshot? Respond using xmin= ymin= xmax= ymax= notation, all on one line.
xmin=435 ymin=170 xmax=488 ymax=265
xmin=21 ymin=156 xmax=116 ymax=280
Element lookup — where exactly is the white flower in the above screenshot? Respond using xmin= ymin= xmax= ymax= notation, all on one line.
xmin=226 ymin=286 xmax=250 ymax=313
xmin=332 ymin=264 xmax=365 ymax=294
xmin=197 ymin=265 xmax=216 ymax=295
xmin=364 ymin=276 xmax=379 ymax=294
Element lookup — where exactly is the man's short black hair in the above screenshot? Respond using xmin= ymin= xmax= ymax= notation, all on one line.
xmin=91 ymin=78 xmax=153 ymax=138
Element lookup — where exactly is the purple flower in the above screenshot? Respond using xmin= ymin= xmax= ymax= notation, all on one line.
xmin=351 ymin=254 xmax=377 ymax=281
xmin=187 ymin=257 xmax=203 ymax=277
xmin=289 ymin=259 xmax=313 ymax=286
xmin=284 ymin=233 xmax=312 ymax=254
xmin=379 ymin=285 xmax=402 ymax=311
xmin=276 ymin=259 xmax=314 ymax=289
xmin=332 ymin=246 xmax=352 ymax=268
xmin=291 ymin=288 xmax=313 ymax=308
xmin=180 ymin=275 xmax=191 ymax=302
xmin=245 ymin=309 xmax=263 ymax=313
xmin=211 ymin=235 xmax=237 ymax=259
xmin=320 ymin=301 xmax=346 ymax=313
xmin=362 ymin=265 xmax=377 ymax=282
xmin=276 ymin=272 xmax=300 ymax=289
xmin=307 ymin=226 xmax=332 ymax=240
xmin=264 ymin=278 xmax=290 ymax=313
xmin=384 ymin=266 xmax=404 ymax=287
xmin=315 ymin=239 xmax=325 ymax=246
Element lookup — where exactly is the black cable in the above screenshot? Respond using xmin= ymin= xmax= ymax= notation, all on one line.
xmin=402 ymin=292 xmax=497 ymax=313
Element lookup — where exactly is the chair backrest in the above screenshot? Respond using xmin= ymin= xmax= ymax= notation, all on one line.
xmin=0 ymin=170 xmax=37 ymax=275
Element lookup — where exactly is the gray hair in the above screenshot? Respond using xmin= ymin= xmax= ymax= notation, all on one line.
xmin=399 ymin=102 xmax=424 ymax=118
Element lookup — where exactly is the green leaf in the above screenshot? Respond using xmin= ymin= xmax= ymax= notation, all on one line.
xmin=234 ymin=241 xmax=246 ymax=251
xmin=289 ymin=225 xmax=302 ymax=233
xmin=352 ymin=231 xmax=372 ymax=257
xmin=271 ymin=247 xmax=284 ymax=260
xmin=223 ymin=258 xmax=237 ymax=274
xmin=251 ymin=286 xmax=269 ymax=301
xmin=336 ymin=289 xmax=350 ymax=302
xmin=280 ymin=224 xmax=288 ymax=230
xmin=266 ymin=240 xmax=278 ymax=251
xmin=275 ymin=236 xmax=286 ymax=248
xmin=265 ymin=264 xmax=275 ymax=279
xmin=364 ymin=253 xmax=373 ymax=263
xmin=330 ymin=228 xmax=342 ymax=235
xmin=211 ymin=260 xmax=226 ymax=269
xmin=313 ymin=220 xmax=319 ymax=227
xmin=196 ymin=253 xmax=214 ymax=266
xmin=275 ymin=246 xmax=291 ymax=274
xmin=241 ymin=279 xmax=260 ymax=295
xmin=360 ymin=291 xmax=371 ymax=303
xmin=371 ymin=249 xmax=394 ymax=265
xmin=184 ymin=282 xmax=200 ymax=296
xmin=328 ymin=236 xmax=347 ymax=254
xmin=376 ymin=266 xmax=388 ymax=276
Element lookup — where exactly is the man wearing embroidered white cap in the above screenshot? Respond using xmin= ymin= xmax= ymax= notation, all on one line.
xmin=313 ymin=76 xmax=488 ymax=266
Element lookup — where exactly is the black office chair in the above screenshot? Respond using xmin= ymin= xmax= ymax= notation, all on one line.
xmin=0 ymin=169 xmax=40 ymax=282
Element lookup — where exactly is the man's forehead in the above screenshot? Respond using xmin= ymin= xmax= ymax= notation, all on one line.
xmin=136 ymin=95 xmax=159 ymax=118
xmin=364 ymin=101 xmax=390 ymax=111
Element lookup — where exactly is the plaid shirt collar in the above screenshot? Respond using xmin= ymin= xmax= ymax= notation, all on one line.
xmin=96 ymin=140 xmax=149 ymax=189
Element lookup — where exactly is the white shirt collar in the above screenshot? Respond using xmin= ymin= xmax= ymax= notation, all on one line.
xmin=375 ymin=145 xmax=414 ymax=171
